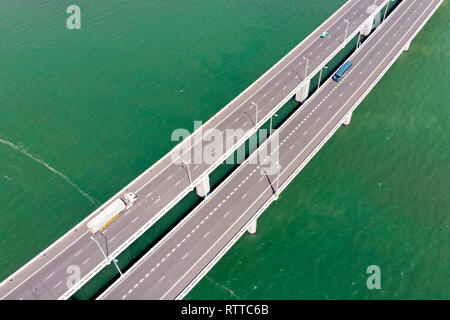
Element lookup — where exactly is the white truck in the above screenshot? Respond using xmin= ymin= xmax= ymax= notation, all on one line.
xmin=87 ymin=192 xmax=137 ymax=234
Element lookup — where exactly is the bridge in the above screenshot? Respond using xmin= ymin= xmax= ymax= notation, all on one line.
xmin=0 ymin=0 xmax=442 ymax=300
xmin=98 ymin=0 xmax=443 ymax=300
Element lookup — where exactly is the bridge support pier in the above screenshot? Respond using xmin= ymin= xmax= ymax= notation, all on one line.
xmin=196 ymin=175 xmax=210 ymax=197
xmin=247 ymin=219 xmax=257 ymax=234
xmin=342 ymin=112 xmax=352 ymax=126
xmin=404 ymin=40 xmax=411 ymax=51
xmin=295 ymin=80 xmax=310 ymax=103
xmin=361 ymin=2 xmax=389 ymax=37
xmin=360 ymin=18 xmax=374 ymax=36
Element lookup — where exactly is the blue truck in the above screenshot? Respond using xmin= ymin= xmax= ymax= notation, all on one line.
xmin=332 ymin=61 xmax=352 ymax=82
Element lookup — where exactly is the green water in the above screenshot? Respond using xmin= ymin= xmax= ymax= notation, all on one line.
xmin=0 ymin=0 xmax=448 ymax=299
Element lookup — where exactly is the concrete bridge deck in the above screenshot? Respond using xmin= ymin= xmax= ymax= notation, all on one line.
xmin=98 ymin=0 xmax=443 ymax=300
xmin=1 ymin=0 xmax=400 ymax=300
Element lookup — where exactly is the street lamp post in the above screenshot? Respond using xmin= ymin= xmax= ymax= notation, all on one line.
xmin=269 ymin=113 xmax=278 ymax=136
xmin=318 ymin=66 xmax=328 ymax=89
xmin=90 ymin=236 xmax=122 ymax=276
xmin=357 ymin=32 xmax=362 ymax=49
xmin=274 ymin=164 xmax=281 ymax=200
xmin=383 ymin=0 xmax=392 ymax=21
xmin=182 ymin=161 xmax=192 ymax=185
xmin=251 ymin=101 xmax=259 ymax=127
xmin=303 ymin=57 xmax=309 ymax=80
xmin=344 ymin=19 xmax=350 ymax=42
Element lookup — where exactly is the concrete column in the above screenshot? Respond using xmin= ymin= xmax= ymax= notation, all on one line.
xmin=404 ymin=40 xmax=411 ymax=52
xmin=295 ymin=80 xmax=310 ymax=103
xmin=196 ymin=175 xmax=210 ymax=197
xmin=361 ymin=16 xmax=375 ymax=36
xmin=247 ymin=219 xmax=257 ymax=234
xmin=342 ymin=112 xmax=352 ymax=126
